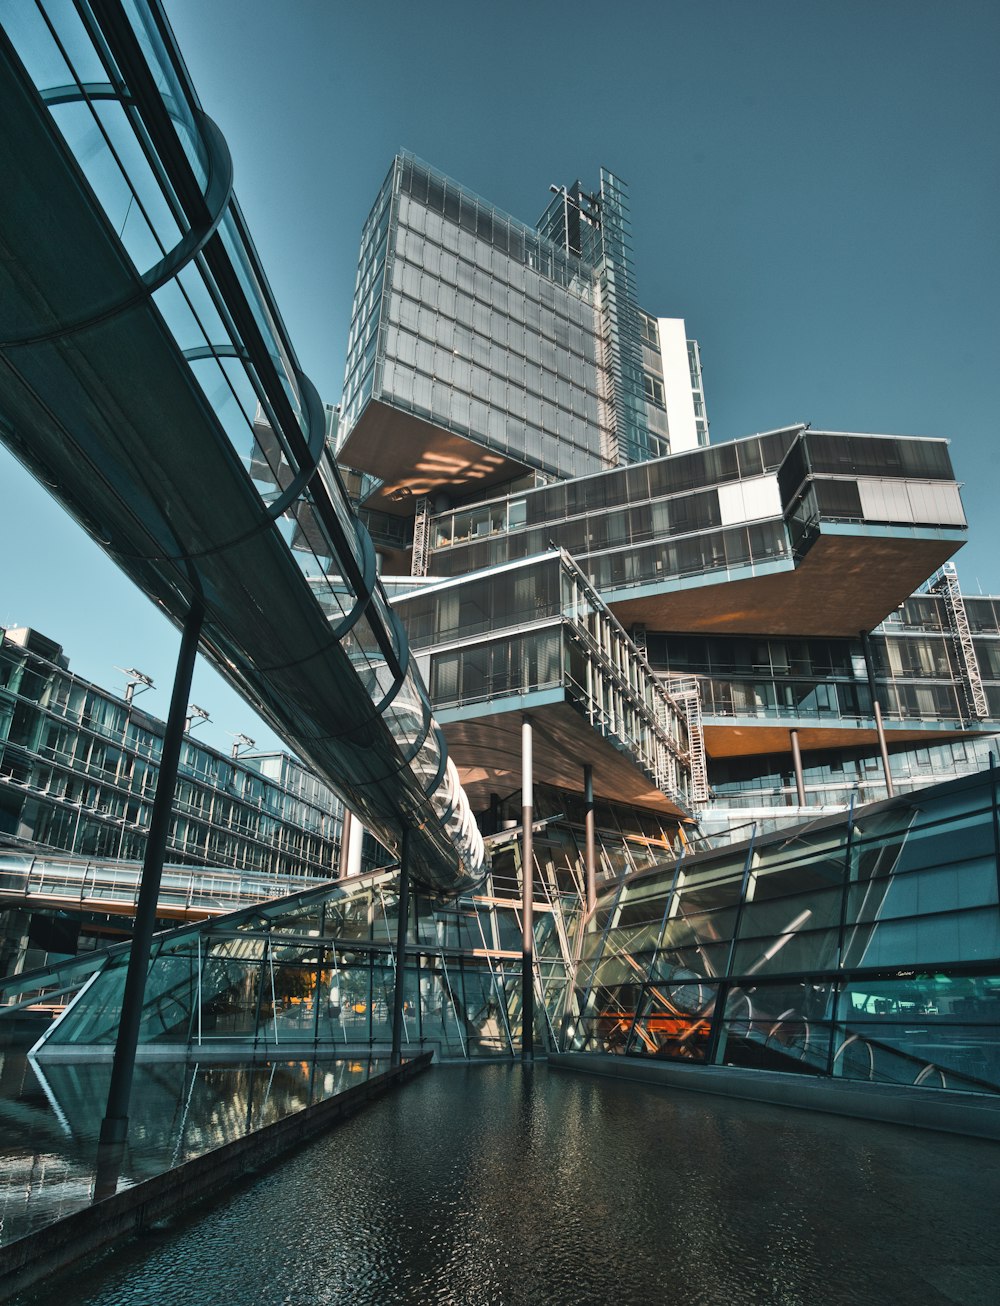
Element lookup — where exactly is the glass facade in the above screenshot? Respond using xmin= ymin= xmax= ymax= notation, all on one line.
xmin=11 ymin=769 xmax=1000 ymax=1101
xmin=638 ymin=586 xmax=1000 ymax=812
xmin=778 ymin=432 xmax=964 ymax=554
xmin=0 ymin=629 xmax=345 ymax=877
xmin=538 ymin=171 xmax=661 ymax=464
xmin=21 ymin=865 xmax=574 ymax=1063
xmin=426 ymin=428 xmax=796 ymax=585
xmin=570 ymin=770 xmax=1000 ymax=1095
xmin=7 ymin=783 xmax=684 ymax=1062
xmin=393 ymin=554 xmax=693 ymax=811
xmin=425 ymin=428 xmax=963 ymax=591
xmin=6 ymin=0 xmax=1000 ymax=1136
xmin=341 ymin=154 xmax=606 ymax=481
xmin=704 ymin=737 xmax=998 ymax=824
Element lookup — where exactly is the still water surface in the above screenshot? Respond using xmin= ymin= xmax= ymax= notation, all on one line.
xmin=0 ymin=1052 xmax=380 ymax=1241
xmin=15 ymin=1064 xmax=1000 ymax=1306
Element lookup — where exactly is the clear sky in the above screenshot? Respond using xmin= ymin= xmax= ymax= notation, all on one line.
xmin=1 ymin=0 xmax=998 ymax=754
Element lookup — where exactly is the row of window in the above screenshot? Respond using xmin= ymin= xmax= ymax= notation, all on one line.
xmin=778 ymin=433 xmax=955 ymax=505
xmin=0 ymin=787 xmax=338 ymax=871
xmin=435 ymin=430 xmax=799 ymax=537
xmin=430 ymin=517 xmax=789 ymax=591
xmin=397 ymin=157 xmax=593 ymax=297
xmin=379 ymin=359 xmax=600 ymax=481
xmin=643 ymin=630 xmax=1000 ymax=688
xmin=393 ymin=219 xmax=595 ymax=343
xmin=383 ymin=316 xmax=599 ymax=421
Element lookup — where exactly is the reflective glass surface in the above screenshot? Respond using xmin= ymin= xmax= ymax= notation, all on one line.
xmin=570 ymin=770 xmax=1000 ymax=1095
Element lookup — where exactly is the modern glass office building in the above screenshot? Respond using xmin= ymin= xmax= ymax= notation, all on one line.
xmin=0 ymin=625 xmax=372 ymax=980
xmin=336 ymin=154 xmax=711 ymax=511
xmin=0 ymin=627 xmax=345 ymax=876
xmin=0 ymin=0 xmax=997 ymax=1130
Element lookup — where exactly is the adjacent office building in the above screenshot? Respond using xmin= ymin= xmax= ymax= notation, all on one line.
xmin=0 ymin=625 xmax=352 ymax=977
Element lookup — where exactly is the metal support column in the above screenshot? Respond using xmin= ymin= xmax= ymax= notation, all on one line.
xmin=861 ymin=630 xmax=894 ymax=798
xmin=338 ymin=808 xmax=353 ymax=879
xmin=521 ymin=716 xmax=534 ymax=1062
xmin=100 ymin=598 xmax=204 ymax=1146
xmin=990 ymin=753 xmax=1000 ymax=912
xmin=584 ymin=763 xmax=596 ymax=917
xmin=789 ymin=729 xmax=806 ymax=807
xmin=390 ymin=826 xmax=411 ymax=1067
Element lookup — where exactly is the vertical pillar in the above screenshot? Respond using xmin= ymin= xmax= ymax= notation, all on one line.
xmin=789 ymin=729 xmax=806 ymax=807
xmin=390 ymin=826 xmax=411 ymax=1068
xmin=338 ymin=808 xmax=353 ymax=879
xmin=872 ymin=702 xmax=895 ymax=798
xmin=990 ymin=753 xmax=1000 ymax=912
xmin=521 ymin=716 xmax=534 ymax=1062
xmin=347 ymin=816 xmax=365 ymax=877
xmin=100 ymin=598 xmax=204 ymax=1147
xmin=861 ymin=630 xmax=894 ymax=798
xmin=583 ymin=763 xmax=596 ymax=917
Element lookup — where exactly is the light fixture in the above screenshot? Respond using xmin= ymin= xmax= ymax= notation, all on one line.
xmin=231 ymin=733 xmax=256 ymax=758
xmin=118 ymin=666 xmax=154 ymax=704
xmin=185 ymin=704 xmax=210 ymax=733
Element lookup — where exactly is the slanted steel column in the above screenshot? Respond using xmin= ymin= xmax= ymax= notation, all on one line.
xmin=390 ymin=825 xmax=411 ymax=1067
xmin=583 ymin=763 xmax=596 ymax=916
xmin=100 ymin=598 xmax=204 ymax=1146
xmin=521 ymin=716 xmax=534 ymax=1062
xmin=789 ymin=729 xmax=806 ymax=807
xmin=861 ymin=630 xmax=894 ymax=797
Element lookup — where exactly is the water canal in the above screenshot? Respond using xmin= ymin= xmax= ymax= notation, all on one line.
xmin=11 ymin=1063 xmax=1000 ymax=1305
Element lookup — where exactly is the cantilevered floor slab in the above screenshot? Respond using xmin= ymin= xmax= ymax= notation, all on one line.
xmin=338 ymin=400 xmax=531 ymax=510
xmin=437 ymin=697 xmax=690 ymax=819
xmin=606 ymin=528 xmax=964 ymax=638
xmin=702 ymin=721 xmax=983 ymax=760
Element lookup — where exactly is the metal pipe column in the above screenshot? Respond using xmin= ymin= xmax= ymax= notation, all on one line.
xmin=390 ymin=825 xmax=411 ymax=1067
xmin=789 ymin=729 xmax=806 ymax=807
xmin=861 ymin=630 xmax=895 ymax=797
xmin=100 ymin=598 xmax=204 ymax=1146
xmin=521 ymin=717 xmax=534 ymax=1062
xmin=584 ymin=763 xmax=596 ymax=916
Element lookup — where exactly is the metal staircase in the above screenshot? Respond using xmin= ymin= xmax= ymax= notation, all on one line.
xmin=666 ymin=677 xmax=710 ymax=805
xmin=410 ymin=496 xmax=432 ymax=577
xmin=930 ymin=562 xmax=989 ymax=720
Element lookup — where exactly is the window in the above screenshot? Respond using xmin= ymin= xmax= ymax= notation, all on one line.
xmin=642 ymin=373 xmax=664 ymax=405
xmin=638 ymin=311 xmax=659 ymax=347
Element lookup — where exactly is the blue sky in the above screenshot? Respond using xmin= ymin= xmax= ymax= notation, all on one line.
xmin=1 ymin=0 xmax=998 ymax=752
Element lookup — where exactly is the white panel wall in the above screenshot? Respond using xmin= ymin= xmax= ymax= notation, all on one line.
xmin=718 ymin=475 xmax=783 ymax=526
xmin=656 ymin=317 xmax=699 ymax=454
xmin=905 ymin=480 xmax=966 ymax=526
xmin=857 ymin=478 xmax=966 ymax=526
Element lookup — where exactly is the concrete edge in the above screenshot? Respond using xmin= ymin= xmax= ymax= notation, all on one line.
xmin=0 ymin=1052 xmax=433 ymax=1302
xmin=548 ymin=1053 xmax=1000 ymax=1141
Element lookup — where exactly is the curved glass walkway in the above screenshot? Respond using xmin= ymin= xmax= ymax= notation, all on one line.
xmin=0 ymin=2 xmax=483 ymax=892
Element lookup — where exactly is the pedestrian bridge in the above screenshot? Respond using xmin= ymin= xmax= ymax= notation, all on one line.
xmin=0 ymin=849 xmax=334 ymax=923
xmin=0 ymin=2 xmax=483 ymax=894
